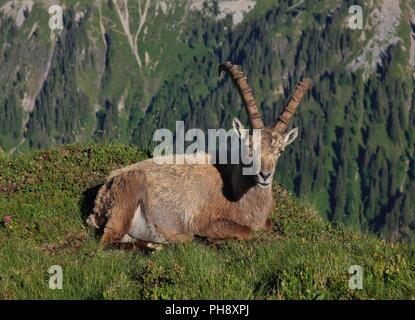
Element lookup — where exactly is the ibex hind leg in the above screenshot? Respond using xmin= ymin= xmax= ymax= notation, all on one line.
xmin=101 ymin=204 xmax=164 ymax=251
xmin=107 ymin=235 xmax=164 ymax=251
xmin=100 ymin=205 xmax=135 ymax=247
xmin=123 ymin=235 xmax=164 ymax=251
xmin=99 ymin=170 xmax=149 ymax=249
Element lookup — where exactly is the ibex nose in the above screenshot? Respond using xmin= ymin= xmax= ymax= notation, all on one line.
xmin=259 ymin=172 xmax=272 ymax=180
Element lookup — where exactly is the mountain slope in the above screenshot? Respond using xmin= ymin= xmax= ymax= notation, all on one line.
xmin=0 ymin=144 xmax=414 ymax=299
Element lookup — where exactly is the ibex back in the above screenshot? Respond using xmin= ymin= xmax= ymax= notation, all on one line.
xmin=87 ymin=62 xmax=312 ymax=249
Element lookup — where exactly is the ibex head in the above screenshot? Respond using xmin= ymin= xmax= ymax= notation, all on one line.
xmin=219 ymin=61 xmax=312 ymax=188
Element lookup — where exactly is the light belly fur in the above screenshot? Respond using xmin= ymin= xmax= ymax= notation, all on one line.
xmin=127 ymin=205 xmax=166 ymax=243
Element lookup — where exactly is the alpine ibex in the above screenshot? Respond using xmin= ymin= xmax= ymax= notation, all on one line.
xmin=87 ymin=61 xmax=312 ymax=249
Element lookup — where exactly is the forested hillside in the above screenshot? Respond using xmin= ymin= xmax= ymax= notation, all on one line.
xmin=0 ymin=0 xmax=414 ymax=241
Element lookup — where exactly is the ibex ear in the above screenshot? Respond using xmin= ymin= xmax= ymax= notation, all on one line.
xmin=232 ymin=117 xmax=247 ymax=139
xmin=283 ymin=127 xmax=299 ymax=147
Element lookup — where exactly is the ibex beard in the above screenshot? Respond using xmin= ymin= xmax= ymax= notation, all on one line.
xmin=87 ymin=61 xmax=312 ymax=250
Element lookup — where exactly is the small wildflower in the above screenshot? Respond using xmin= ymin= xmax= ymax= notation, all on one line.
xmin=3 ymin=215 xmax=12 ymax=227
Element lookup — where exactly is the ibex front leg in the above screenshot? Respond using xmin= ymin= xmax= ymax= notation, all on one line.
xmin=199 ymin=219 xmax=253 ymax=241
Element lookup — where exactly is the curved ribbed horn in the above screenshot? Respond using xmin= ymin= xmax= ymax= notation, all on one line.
xmin=219 ymin=61 xmax=264 ymax=129
xmin=273 ymin=78 xmax=312 ymax=134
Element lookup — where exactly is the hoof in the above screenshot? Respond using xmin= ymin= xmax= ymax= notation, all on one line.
xmin=147 ymin=243 xmax=164 ymax=251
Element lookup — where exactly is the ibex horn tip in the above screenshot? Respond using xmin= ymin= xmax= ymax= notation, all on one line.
xmin=218 ymin=61 xmax=232 ymax=76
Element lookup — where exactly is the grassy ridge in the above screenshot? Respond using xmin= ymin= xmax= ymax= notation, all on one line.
xmin=0 ymin=145 xmax=414 ymax=299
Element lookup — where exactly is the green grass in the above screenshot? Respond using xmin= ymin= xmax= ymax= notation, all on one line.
xmin=0 ymin=144 xmax=414 ymax=299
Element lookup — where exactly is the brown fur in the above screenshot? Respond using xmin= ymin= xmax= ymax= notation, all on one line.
xmin=88 ymin=127 xmax=290 ymax=249
xmin=88 ymin=63 xmax=310 ymax=250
